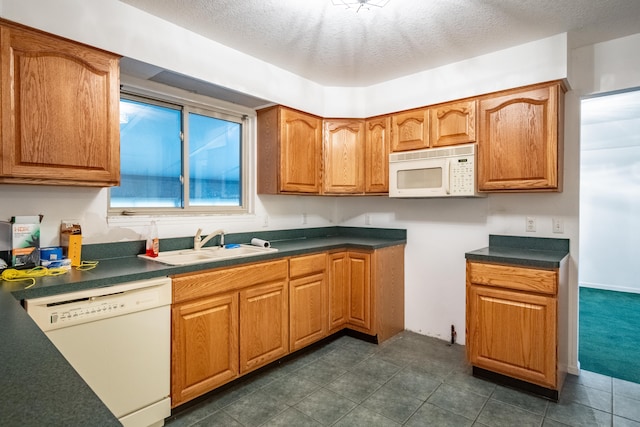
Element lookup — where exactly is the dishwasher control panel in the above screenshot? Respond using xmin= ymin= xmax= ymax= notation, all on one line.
xmin=25 ymin=277 xmax=172 ymax=332
xmin=51 ymin=300 xmax=125 ymax=325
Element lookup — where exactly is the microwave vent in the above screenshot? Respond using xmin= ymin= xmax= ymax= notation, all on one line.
xmin=389 ymin=143 xmax=476 ymax=162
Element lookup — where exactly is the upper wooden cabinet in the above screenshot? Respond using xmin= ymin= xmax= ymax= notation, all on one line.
xmin=323 ymin=119 xmax=365 ymax=194
xmin=257 ymin=105 xmax=322 ymax=194
xmin=365 ymin=116 xmax=391 ymax=193
xmin=478 ymin=81 xmax=565 ymax=192
xmin=0 ymin=20 xmax=120 ymax=187
xmin=391 ymin=108 xmax=430 ymax=152
xmin=430 ymin=100 xmax=477 ymax=147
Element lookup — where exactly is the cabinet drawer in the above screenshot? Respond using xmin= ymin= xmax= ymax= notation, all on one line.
xmin=289 ymin=253 xmax=326 ymax=278
xmin=467 ymin=261 xmax=557 ymax=295
xmin=172 ymin=260 xmax=288 ymax=303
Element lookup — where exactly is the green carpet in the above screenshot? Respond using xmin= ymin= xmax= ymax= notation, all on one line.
xmin=579 ymin=287 xmax=640 ymax=384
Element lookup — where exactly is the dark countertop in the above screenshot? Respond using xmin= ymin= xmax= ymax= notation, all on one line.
xmin=0 ymin=226 xmax=406 ymax=425
xmin=464 ymin=234 xmax=569 ymax=268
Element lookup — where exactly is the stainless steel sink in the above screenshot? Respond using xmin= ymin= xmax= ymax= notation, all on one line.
xmin=138 ymin=244 xmax=278 ymax=266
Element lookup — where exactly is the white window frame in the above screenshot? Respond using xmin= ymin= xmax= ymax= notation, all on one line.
xmin=109 ymin=80 xmax=255 ymax=219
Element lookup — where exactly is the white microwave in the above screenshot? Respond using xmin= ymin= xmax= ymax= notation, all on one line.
xmin=389 ymin=143 xmax=485 ymax=198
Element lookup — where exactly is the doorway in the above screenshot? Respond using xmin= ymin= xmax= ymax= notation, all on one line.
xmin=579 ymin=88 xmax=640 ymax=384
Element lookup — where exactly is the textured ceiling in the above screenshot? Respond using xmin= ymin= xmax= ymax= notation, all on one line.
xmin=121 ymin=0 xmax=640 ymax=87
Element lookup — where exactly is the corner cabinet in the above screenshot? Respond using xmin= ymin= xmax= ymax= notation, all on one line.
xmin=257 ymin=106 xmax=322 ymax=194
xmin=0 ymin=20 xmax=120 ymax=187
xmin=466 ymin=259 xmax=568 ymax=399
xmin=478 ymin=81 xmax=565 ymax=192
xmin=328 ymin=246 xmax=405 ymax=342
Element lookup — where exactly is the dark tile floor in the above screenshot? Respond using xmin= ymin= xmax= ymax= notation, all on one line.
xmin=165 ymin=331 xmax=640 ymax=427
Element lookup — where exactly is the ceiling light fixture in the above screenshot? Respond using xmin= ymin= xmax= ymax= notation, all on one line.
xmin=331 ymin=0 xmax=391 ymax=12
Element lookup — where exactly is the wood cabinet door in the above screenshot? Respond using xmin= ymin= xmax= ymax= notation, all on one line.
xmin=279 ymin=108 xmax=322 ymax=193
xmin=347 ymin=252 xmax=372 ymax=331
xmin=391 ymin=108 xmax=430 ymax=152
xmin=0 ymin=22 xmax=120 ymax=186
xmin=290 ymin=272 xmax=328 ymax=351
xmin=239 ymin=280 xmax=289 ymax=374
xmin=171 ymin=293 xmax=239 ymax=407
xmin=323 ymin=119 xmax=365 ymax=194
xmin=430 ymin=100 xmax=477 ymax=147
xmin=467 ymin=284 xmax=557 ymax=388
xmin=478 ymin=83 xmax=562 ymax=191
xmin=365 ymin=116 xmax=391 ymax=193
xmin=328 ymin=252 xmax=349 ymax=331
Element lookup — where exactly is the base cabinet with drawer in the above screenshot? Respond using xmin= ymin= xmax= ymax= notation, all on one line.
xmin=171 ymin=260 xmax=288 ymax=407
xmin=466 ymin=259 xmax=568 ymax=398
xmin=289 ymin=253 xmax=328 ymax=351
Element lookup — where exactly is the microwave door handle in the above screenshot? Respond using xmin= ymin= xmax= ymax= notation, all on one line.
xmin=444 ymin=159 xmax=451 ymax=194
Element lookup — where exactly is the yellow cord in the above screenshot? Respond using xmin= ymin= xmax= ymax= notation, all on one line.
xmin=1 ymin=266 xmax=68 ymax=288
xmin=1 ymin=260 xmax=99 ymax=288
xmin=75 ymin=260 xmax=99 ymax=271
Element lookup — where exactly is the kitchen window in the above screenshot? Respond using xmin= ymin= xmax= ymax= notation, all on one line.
xmin=110 ymin=93 xmax=248 ymax=214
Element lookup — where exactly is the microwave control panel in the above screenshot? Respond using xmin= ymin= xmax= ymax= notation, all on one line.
xmin=450 ymin=158 xmax=475 ymax=195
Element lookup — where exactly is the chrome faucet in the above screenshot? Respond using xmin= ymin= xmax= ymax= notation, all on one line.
xmin=194 ymin=228 xmax=225 ymax=250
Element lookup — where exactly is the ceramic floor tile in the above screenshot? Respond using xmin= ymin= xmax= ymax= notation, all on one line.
xmin=385 ymin=365 xmax=442 ymax=401
xmin=320 ymin=346 xmax=373 ymax=369
xmin=561 ymin=380 xmax=613 ymax=413
xmin=490 ymin=385 xmax=549 ymax=415
xmin=405 ymin=402 xmax=473 ymax=427
xmin=615 ymin=394 xmax=640 ymax=422
xmin=221 ymin=390 xmax=289 ymax=427
xmin=332 ymin=405 xmax=401 ymax=427
xmin=259 ymin=407 xmax=323 ymax=427
xmin=296 ymin=359 xmax=348 ymax=385
xmin=475 ymin=399 xmax=543 ymax=427
xmin=566 ymin=371 xmax=613 ymax=393
xmin=294 ymin=387 xmax=357 ymax=425
xmin=190 ymin=410 xmax=244 ymax=427
xmin=615 ymin=378 xmax=640 ymax=400
xmin=164 ymin=330 xmax=640 ymax=427
xmin=349 ymin=355 xmax=402 ymax=383
xmin=259 ymin=372 xmax=320 ymax=405
xmin=444 ymin=368 xmax=497 ymax=398
xmin=326 ymin=371 xmax=384 ymax=403
xmin=361 ymin=382 xmax=424 ymax=424
xmin=614 ymin=415 xmax=640 ymax=427
xmin=427 ymin=383 xmax=488 ymax=420
xmin=546 ymin=400 xmax=612 ymax=427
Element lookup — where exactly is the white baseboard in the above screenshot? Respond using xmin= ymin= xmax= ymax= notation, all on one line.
xmin=579 ymin=282 xmax=640 ymax=294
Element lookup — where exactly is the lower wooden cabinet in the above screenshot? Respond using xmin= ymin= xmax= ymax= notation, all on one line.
xmin=289 ymin=253 xmax=328 ymax=351
xmin=466 ymin=260 xmax=567 ymax=394
xmin=170 ymin=259 xmax=288 ymax=407
xmin=328 ymin=248 xmax=404 ymax=340
xmin=240 ymin=281 xmax=289 ymax=374
xmin=328 ymin=251 xmax=372 ymax=333
xmin=171 ymin=245 xmax=404 ymax=407
xmin=171 ymin=292 xmax=238 ymax=407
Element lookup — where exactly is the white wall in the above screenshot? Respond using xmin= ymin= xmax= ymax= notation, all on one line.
xmin=3 ymin=0 xmax=640 ymax=375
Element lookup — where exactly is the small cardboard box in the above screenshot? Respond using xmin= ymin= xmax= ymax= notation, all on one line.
xmin=0 ymin=215 xmax=42 ymax=267
xmin=60 ymin=221 xmax=82 ymax=267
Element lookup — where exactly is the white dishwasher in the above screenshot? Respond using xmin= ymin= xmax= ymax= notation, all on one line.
xmin=25 ymin=277 xmax=172 ymax=427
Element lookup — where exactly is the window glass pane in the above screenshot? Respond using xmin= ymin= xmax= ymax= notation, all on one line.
xmin=112 ymin=98 xmax=182 ymax=208
xmin=188 ymin=112 xmax=241 ymax=207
